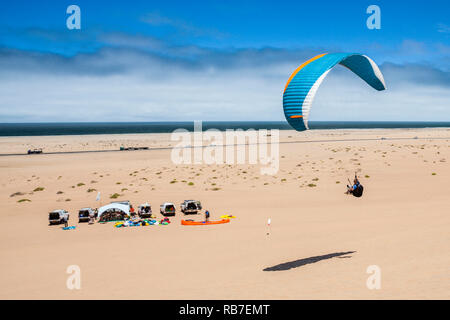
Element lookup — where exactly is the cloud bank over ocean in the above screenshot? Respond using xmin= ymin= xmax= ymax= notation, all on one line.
xmin=0 ymin=6 xmax=449 ymax=122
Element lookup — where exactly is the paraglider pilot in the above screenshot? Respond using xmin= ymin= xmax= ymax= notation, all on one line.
xmin=346 ymin=173 xmax=364 ymax=197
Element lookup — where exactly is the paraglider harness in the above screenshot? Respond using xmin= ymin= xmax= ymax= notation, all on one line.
xmin=347 ymin=174 xmax=364 ymax=198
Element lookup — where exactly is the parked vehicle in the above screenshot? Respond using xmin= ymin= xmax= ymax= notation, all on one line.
xmin=160 ymin=202 xmax=176 ymax=216
xmin=78 ymin=208 xmax=96 ymax=223
xmin=120 ymin=146 xmax=149 ymax=151
xmin=28 ymin=148 xmax=43 ymax=154
xmin=138 ymin=203 xmax=153 ymax=218
xmin=180 ymin=200 xmax=202 ymax=215
xmin=48 ymin=209 xmax=69 ymax=225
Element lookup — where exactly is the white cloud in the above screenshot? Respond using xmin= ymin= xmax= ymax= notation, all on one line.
xmin=437 ymin=23 xmax=450 ymax=34
xmin=0 ymin=45 xmax=448 ymax=122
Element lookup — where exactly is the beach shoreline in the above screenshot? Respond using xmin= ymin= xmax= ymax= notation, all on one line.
xmin=0 ymin=127 xmax=449 ymax=155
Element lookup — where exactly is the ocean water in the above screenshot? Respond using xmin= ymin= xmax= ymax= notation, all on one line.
xmin=0 ymin=121 xmax=449 ymax=136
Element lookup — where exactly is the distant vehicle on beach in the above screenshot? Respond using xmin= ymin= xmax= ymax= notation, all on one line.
xmin=48 ymin=209 xmax=69 ymax=225
xmin=180 ymin=200 xmax=202 ymax=215
xmin=120 ymin=146 xmax=149 ymax=151
xmin=160 ymin=202 xmax=176 ymax=216
xmin=27 ymin=148 xmax=43 ymax=154
xmin=78 ymin=208 xmax=96 ymax=223
xmin=138 ymin=203 xmax=153 ymax=218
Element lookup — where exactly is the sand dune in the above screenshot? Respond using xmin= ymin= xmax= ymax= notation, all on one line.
xmin=0 ymin=128 xmax=449 ymax=299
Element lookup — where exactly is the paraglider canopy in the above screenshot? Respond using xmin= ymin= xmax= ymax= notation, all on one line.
xmin=283 ymin=53 xmax=386 ymax=131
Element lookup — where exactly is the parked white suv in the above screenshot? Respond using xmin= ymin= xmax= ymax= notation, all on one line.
xmin=78 ymin=208 xmax=96 ymax=223
xmin=180 ymin=200 xmax=202 ymax=214
xmin=49 ymin=209 xmax=69 ymax=225
xmin=160 ymin=203 xmax=176 ymax=216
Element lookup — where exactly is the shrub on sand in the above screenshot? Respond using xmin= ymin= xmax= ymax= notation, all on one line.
xmin=10 ymin=192 xmax=25 ymax=197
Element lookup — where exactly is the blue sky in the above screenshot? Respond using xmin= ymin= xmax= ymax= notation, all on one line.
xmin=0 ymin=0 xmax=449 ymax=122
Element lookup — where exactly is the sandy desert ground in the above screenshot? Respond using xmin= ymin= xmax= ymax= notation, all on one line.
xmin=0 ymin=128 xmax=449 ymax=299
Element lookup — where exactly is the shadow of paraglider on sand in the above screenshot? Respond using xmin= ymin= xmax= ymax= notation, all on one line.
xmin=263 ymin=251 xmax=356 ymax=271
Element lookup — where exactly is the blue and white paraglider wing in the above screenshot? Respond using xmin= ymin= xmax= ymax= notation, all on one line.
xmin=282 ymin=53 xmax=386 ymax=131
